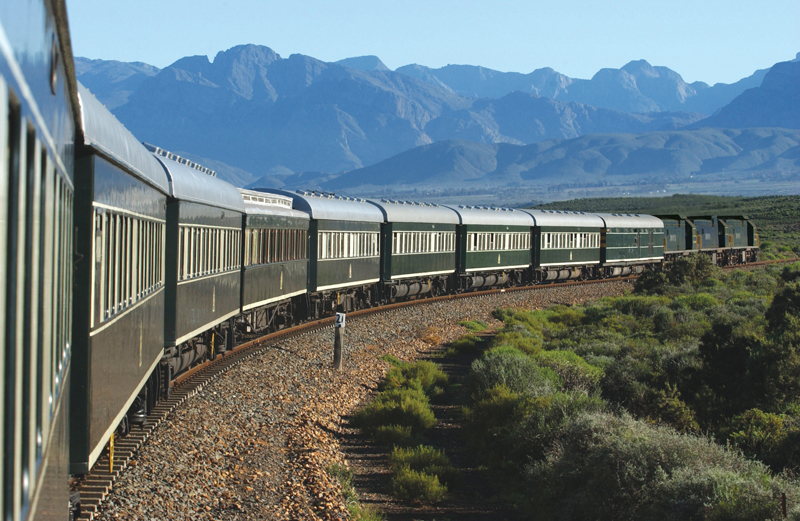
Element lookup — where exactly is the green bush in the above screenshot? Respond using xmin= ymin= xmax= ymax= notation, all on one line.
xmin=446 ymin=334 xmax=484 ymax=355
xmin=468 ymin=349 xmax=560 ymax=398
xmin=509 ymin=391 xmax=606 ymax=463
xmin=459 ymin=319 xmax=488 ymax=332
xmin=389 ymin=445 xmax=458 ymax=485
xmin=380 ymin=360 xmax=448 ymax=394
xmin=525 ymin=411 xmax=797 ymax=521
xmin=634 ymin=269 xmax=667 ymax=294
xmin=720 ymin=409 xmax=786 ymax=457
xmin=610 ymin=295 xmax=671 ymax=318
xmin=464 ymin=385 xmax=539 ymax=460
xmin=373 ymin=424 xmax=414 ymax=447
xmin=390 ymin=467 xmax=447 ymax=504
xmin=671 ymin=292 xmax=719 ymax=311
xmin=491 ymin=328 xmax=544 ymax=354
xmin=780 ymin=262 xmax=800 ymax=284
xmin=667 ymin=252 xmax=719 ymax=286
xmin=531 ymin=350 xmax=603 ymax=394
xmin=351 ymin=387 xmax=436 ymax=435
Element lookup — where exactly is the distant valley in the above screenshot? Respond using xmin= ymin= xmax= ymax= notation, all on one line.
xmin=75 ymin=48 xmax=800 ymax=203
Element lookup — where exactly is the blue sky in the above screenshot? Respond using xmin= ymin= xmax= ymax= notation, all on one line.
xmin=68 ymin=0 xmax=800 ymax=85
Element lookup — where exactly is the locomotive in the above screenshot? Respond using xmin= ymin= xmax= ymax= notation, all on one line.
xmin=0 ymin=4 xmax=759 ymax=520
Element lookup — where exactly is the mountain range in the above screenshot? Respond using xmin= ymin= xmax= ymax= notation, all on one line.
xmin=322 ymin=128 xmax=800 ymax=191
xmin=76 ymin=46 xmax=800 ymax=198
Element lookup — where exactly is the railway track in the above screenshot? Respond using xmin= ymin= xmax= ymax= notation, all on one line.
xmin=72 ymin=258 xmax=797 ymax=518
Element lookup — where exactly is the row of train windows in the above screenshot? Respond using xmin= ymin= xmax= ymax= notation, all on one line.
xmin=318 ymin=231 xmax=379 ymax=260
xmin=392 ymin=231 xmax=456 ymax=255
xmin=94 ymin=209 xmax=164 ymax=322
xmin=178 ymin=226 xmax=241 ymax=281
xmin=244 ymin=228 xmax=307 ymax=267
xmin=467 ymin=232 xmax=531 ymax=252
xmin=2 ymin=98 xmax=74 ymax=517
xmin=541 ymin=232 xmax=600 ymax=250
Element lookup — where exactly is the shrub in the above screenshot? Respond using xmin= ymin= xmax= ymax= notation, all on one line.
xmin=380 ymin=360 xmax=448 ymax=394
xmin=351 ymin=387 xmax=436 ymax=435
xmin=373 ymin=424 xmax=414 ymax=447
xmin=509 ymin=391 xmax=606 ymax=463
xmin=780 ymin=262 xmax=800 ymax=284
xmin=671 ymin=292 xmax=719 ymax=311
xmin=546 ymin=306 xmax=586 ymax=329
xmin=464 ymin=385 xmax=539 ymax=460
xmin=447 ymin=334 xmax=484 ymax=355
xmin=389 ymin=445 xmax=458 ymax=485
xmin=525 ymin=411 xmax=796 ymax=521
xmin=719 ymin=409 xmax=785 ymax=457
xmin=610 ymin=295 xmax=671 ymax=318
xmin=634 ymin=269 xmax=667 ymax=294
xmin=468 ymin=349 xmax=560 ymax=398
xmin=531 ymin=350 xmax=603 ymax=394
xmin=491 ymin=328 xmax=543 ymax=354
xmin=649 ymin=383 xmax=700 ymax=433
xmin=390 ymin=467 xmax=447 ymax=504
xmin=459 ymin=319 xmax=488 ymax=332
xmin=667 ymin=252 xmax=718 ymax=286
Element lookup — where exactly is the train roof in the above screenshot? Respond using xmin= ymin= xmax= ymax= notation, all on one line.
xmin=238 ymin=189 xmax=309 ymax=219
xmin=717 ymin=215 xmax=751 ymax=222
xmin=252 ymin=189 xmax=384 ymax=222
xmin=443 ymin=205 xmax=534 ymax=226
xmin=519 ymin=209 xmax=604 ymax=227
xmin=147 ymin=145 xmax=244 ymax=213
xmin=593 ymin=213 xmax=664 ymax=229
xmin=366 ymin=199 xmax=460 ymax=224
xmin=77 ymin=83 xmax=170 ymax=193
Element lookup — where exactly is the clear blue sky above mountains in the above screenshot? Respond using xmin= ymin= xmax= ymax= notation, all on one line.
xmin=69 ymin=0 xmax=799 ymax=85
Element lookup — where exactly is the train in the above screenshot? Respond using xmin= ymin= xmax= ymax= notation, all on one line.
xmin=0 ymin=3 xmax=760 ymax=520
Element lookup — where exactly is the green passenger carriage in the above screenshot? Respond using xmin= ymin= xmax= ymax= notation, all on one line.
xmin=595 ymin=213 xmax=665 ymax=276
xmin=153 ymin=146 xmax=245 ymax=377
xmin=1 ymin=1 xmax=78 ymax=515
xmin=367 ymin=199 xmax=460 ymax=300
xmin=256 ymin=189 xmax=384 ymax=315
xmin=72 ymin=86 xmax=169 ymax=475
xmin=446 ymin=205 xmax=534 ymax=290
xmin=239 ymin=189 xmax=309 ymax=331
xmin=521 ymin=210 xmax=604 ymax=282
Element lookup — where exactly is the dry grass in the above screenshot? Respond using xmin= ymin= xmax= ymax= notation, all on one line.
xmin=417 ymin=325 xmax=442 ymax=346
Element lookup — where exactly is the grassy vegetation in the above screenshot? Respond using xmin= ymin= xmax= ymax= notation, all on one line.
xmin=458 ymin=319 xmax=489 ymax=332
xmin=437 ymin=333 xmax=487 ymax=357
xmin=534 ymin=193 xmax=800 ymax=256
xmin=351 ymin=359 xmax=459 ymax=504
xmin=326 ymin=463 xmax=386 ymax=521
xmin=389 ymin=445 xmax=459 ymax=501
xmin=460 ymin=257 xmax=800 ymax=519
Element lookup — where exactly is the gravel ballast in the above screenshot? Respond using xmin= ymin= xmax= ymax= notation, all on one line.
xmin=94 ymin=281 xmax=632 ymax=520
